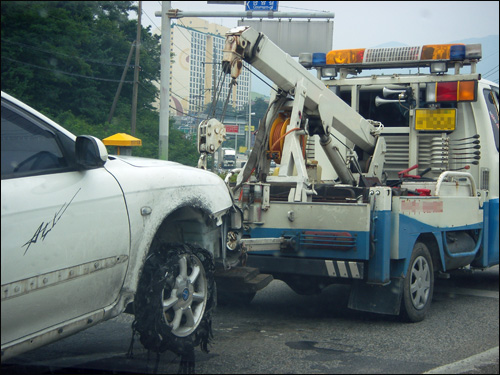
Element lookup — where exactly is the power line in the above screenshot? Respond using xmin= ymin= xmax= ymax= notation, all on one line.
xmin=139 ymin=81 xmax=206 ymax=120
xmin=139 ymin=4 xmax=251 ymax=119
xmin=1 ymin=56 xmax=134 ymax=83
xmin=482 ymin=50 xmax=499 ymax=61
xmin=482 ymin=65 xmax=499 ymax=77
xmin=279 ymin=4 xmax=332 ymax=13
xmin=1 ymin=38 xmax=138 ymax=68
xmin=483 ymin=68 xmax=499 ymax=79
xmin=141 ymin=7 xmax=160 ymax=30
xmin=173 ymin=20 xmax=252 ymax=107
xmin=36 ymin=9 xmax=132 ymax=42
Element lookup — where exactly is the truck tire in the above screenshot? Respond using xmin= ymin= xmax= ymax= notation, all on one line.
xmin=401 ymin=241 xmax=434 ymax=322
xmin=133 ymin=242 xmax=216 ymax=354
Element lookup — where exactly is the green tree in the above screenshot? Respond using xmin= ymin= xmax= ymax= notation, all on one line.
xmin=251 ymin=97 xmax=270 ymax=128
xmin=1 ymin=1 xmax=160 ymax=125
xmin=1 ymin=1 xmax=220 ymax=166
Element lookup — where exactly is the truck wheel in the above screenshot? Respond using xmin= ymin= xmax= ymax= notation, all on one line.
xmin=134 ymin=242 xmax=216 ymax=354
xmin=401 ymin=241 xmax=434 ymax=322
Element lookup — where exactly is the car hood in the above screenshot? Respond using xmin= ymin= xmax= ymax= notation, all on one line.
xmin=110 ymin=155 xmax=185 ymax=168
xmin=105 ymin=155 xmax=225 ymax=188
xmin=103 ymin=155 xmax=233 ymax=211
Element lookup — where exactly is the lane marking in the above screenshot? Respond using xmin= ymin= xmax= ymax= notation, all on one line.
xmin=424 ymin=346 xmax=499 ymax=374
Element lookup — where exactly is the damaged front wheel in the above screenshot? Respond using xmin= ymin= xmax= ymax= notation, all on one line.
xmin=134 ymin=242 xmax=216 ymax=355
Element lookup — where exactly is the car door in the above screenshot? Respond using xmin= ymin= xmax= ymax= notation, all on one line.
xmin=1 ymin=97 xmax=130 ymax=346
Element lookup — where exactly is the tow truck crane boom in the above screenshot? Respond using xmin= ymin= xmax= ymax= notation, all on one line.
xmin=223 ymin=26 xmax=377 ymax=152
xmin=221 ymin=26 xmax=380 ymax=195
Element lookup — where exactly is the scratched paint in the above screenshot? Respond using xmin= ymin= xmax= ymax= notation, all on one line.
xmin=22 ymin=188 xmax=81 ymax=255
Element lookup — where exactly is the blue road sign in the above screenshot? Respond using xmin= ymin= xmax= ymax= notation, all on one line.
xmin=245 ymin=1 xmax=278 ymax=11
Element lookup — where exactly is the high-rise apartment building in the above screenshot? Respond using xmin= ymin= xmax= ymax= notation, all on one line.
xmin=166 ymin=17 xmax=251 ymax=120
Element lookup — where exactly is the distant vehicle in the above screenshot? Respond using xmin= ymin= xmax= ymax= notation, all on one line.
xmin=1 ymin=91 xmax=242 ymax=360
xmin=221 ymin=148 xmax=236 ymax=169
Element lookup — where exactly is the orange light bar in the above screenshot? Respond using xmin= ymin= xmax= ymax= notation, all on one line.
xmin=326 ymin=48 xmax=365 ymax=65
xmin=321 ymin=43 xmax=477 ymax=69
xmin=421 ymin=44 xmax=464 ymax=60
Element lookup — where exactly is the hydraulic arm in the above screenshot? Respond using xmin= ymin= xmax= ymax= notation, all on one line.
xmin=221 ymin=26 xmax=380 ymax=197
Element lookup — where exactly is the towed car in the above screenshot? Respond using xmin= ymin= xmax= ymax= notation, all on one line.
xmin=1 ymin=91 xmax=242 ymax=360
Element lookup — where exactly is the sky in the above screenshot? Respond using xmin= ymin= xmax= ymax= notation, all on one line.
xmin=138 ymin=1 xmax=499 ymax=93
xmin=142 ymin=1 xmax=499 ymax=48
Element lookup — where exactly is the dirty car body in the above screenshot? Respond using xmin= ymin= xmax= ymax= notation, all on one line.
xmin=1 ymin=91 xmax=240 ymax=360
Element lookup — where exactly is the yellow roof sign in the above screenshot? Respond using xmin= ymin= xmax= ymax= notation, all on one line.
xmin=103 ymin=133 xmax=142 ymax=147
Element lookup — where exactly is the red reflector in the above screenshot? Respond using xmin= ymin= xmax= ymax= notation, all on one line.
xmin=436 ymin=82 xmax=458 ymax=101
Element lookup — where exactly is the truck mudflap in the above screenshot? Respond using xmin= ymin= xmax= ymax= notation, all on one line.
xmin=245 ymin=254 xmax=405 ymax=316
xmin=348 ymin=278 xmax=403 ymax=316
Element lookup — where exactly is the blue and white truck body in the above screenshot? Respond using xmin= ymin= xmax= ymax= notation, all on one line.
xmin=202 ymin=26 xmax=499 ymax=321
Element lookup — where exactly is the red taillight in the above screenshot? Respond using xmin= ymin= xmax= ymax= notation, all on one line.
xmin=436 ymin=82 xmax=458 ymax=101
xmin=427 ymin=81 xmax=477 ymax=103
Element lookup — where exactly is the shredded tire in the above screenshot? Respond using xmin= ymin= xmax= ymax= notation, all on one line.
xmin=133 ymin=242 xmax=216 ymax=356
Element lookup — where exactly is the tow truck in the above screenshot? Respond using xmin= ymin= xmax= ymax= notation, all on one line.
xmin=198 ymin=26 xmax=499 ymax=321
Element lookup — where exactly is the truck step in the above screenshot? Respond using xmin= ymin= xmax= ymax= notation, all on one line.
xmin=215 ymin=266 xmax=260 ymax=282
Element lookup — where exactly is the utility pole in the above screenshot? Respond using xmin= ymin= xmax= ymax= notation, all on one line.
xmin=131 ymin=0 xmax=142 ymax=136
xmin=107 ymin=41 xmax=135 ymax=126
xmin=157 ymin=1 xmax=171 ymax=160
xmin=155 ymin=4 xmax=333 ymax=160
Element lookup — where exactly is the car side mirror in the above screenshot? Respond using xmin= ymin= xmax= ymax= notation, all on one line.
xmin=76 ymin=136 xmax=108 ymax=169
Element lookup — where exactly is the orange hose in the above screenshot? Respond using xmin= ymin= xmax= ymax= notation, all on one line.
xmin=268 ymin=114 xmax=307 ymax=163
xmin=270 ymin=127 xmax=302 ymax=152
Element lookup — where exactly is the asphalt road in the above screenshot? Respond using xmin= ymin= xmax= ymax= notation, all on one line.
xmin=2 ymin=266 xmax=498 ymax=374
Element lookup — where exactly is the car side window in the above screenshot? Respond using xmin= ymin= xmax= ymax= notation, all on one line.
xmin=1 ymin=104 xmax=69 ymax=179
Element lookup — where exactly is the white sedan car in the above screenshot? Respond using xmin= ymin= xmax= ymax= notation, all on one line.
xmin=1 ymin=91 xmax=242 ymax=360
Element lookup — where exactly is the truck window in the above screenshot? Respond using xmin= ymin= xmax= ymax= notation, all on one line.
xmin=340 ymin=88 xmax=460 ymax=129
xmin=484 ymin=88 xmax=499 ymax=151
xmin=340 ymin=89 xmax=410 ymax=128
